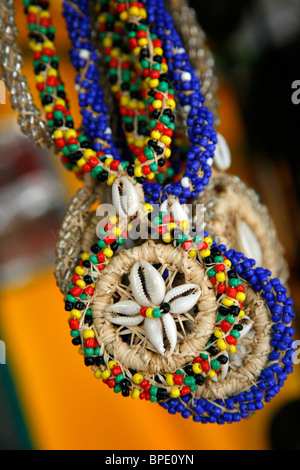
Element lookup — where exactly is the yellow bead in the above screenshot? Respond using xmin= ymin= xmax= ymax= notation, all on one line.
xmin=153 ymin=47 xmax=163 ymax=56
xmin=70 ymin=309 xmax=81 ymax=320
xmin=111 ymin=84 xmax=120 ymax=94
xmin=239 ymin=310 xmax=245 ymax=319
xmin=112 ymin=226 xmax=121 ymax=237
xmin=169 ymin=388 xmax=180 ymax=398
xmin=145 ymin=308 xmax=154 ymax=318
xmin=103 ymin=37 xmax=112 ymax=47
xmin=229 ymin=345 xmax=236 ymax=354
xmin=132 ymin=373 xmax=144 ymax=384
xmin=133 ymin=47 xmax=141 ymax=57
xmin=188 ymin=249 xmax=197 ymax=258
xmin=53 ymin=130 xmax=64 ymax=139
xmin=35 ymin=75 xmax=44 ymax=83
xmin=214 ymin=328 xmax=223 ymax=339
xmin=55 ymin=98 xmax=66 ymax=107
xmin=151 ymin=130 xmax=161 ymax=140
xmin=76 ymin=279 xmax=86 ymax=288
xmin=108 ymin=360 xmax=117 ymax=369
xmin=94 ymin=370 xmax=102 ymax=379
xmin=40 ymin=11 xmax=50 ymax=18
xmin=166 ymin=98 xmax=176 ymax=109
xmin=129 ymin=6 xmax=140 ymax=16
xmin=204 ymin=237 xmax=213 ymax=246
xmin=138 ymin=38 xmax=148 ymax=47
xmin=236 ymin=292 xmax=246 ymax=302
xmin=165 ymin=148 xmax=171 ymax=158
xmin=120 ymin=96 xmax=129 ymax=106
xmin=200 ymin=249 xmax=211 ymax=258
xmin=180 ymin=220 xmax=189 ymax=230
xmin=163 ymin=233 xmax=172 ymax=244
xmin=83 ymin=329 xmax=95 ymax=339
xmin=192 ymin=363 xmax=203 ymax=374
xmin=222 ymin=297 xmax=234 ymax=307
xmin=161 ymin=63 xmax=168 ymax=73
xmin=152 ymin=100 xmax=162 ymax=109
xmin=127 ymin=223 xmax=133 ymax=232
xmin=224 ymin=259 xmax=232 ymax=267
xmin=209 ymin=370 xmax=216 ymax=379
xmin=103 ymin=247 xmax=113 ymax=258
xmin=167 ymin=222 xmax=176 ymax=231
xmin=149 ymin=79 xmax=160 ymax=88
xmin=44 ymin=105 xmax=53 ymax=113
xmin=140 ymin=8 xmax=147 ymax=18
xmin=102 ymin=369 xmax=111 ymax=380
xmin=216 ymin=272 xmax=226 ymax=283
xmin=147 ymin=172 xmax=155 ymax=180
xmin=75 ymin=266 xmax=85 ymax=276
xmin=105 ymin=158 xmax=113 ymax=167
xmin=143 ymin=203 xmax=153 ymax=213
xmin=109 ymin=215 xmax=118 ymax=225
xmin=78 ymin=347 xmax=84 ymax=355
xmin=65 ymin=129 xmax=77 ymax=140
xmin=135 ymin=139 xmax=144 ymax=147
xmin=160 ymin=135 xmax=171 ymax=146
xmin=47 ymin=68 xmax=57 ymax=77
xmin=107 ymin=175 xmax=115 ymax=186
xmin=131 ymin=388 xmax=141 ymax=399
xmin=134 ymin=166 xmax=143 ymax=177
xmin=83 ymin=149 xmax=95 ymax=159
xmin=166 ymin=373 xmax=174 ymax=386
xmin=81 ymin=252 xmax=90 ymax=261
xmin=77 ymin=158 xmax=87 ymax=168
xmin=43 ymin=40 xmax=54 ymax=50
xmin=217 ymin=339 xmax=227 ymax=351
xmin=28 ymin=5 xmax=38 ymax=13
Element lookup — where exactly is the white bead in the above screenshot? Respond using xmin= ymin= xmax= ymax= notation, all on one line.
xmin=206 ymin=157 xmax=213 ymax=167
xmin=182 ymin=105 xmax=191 ymax=113
xmin=79 ymin=49 xmax=90 ymax=60
xmin=213 ymin=133 xmax=231 ymax=171
xmin=181 ymin=177 xmax=190 ymax=188
xmin=181 ymin=71 xmax=192 ymax=82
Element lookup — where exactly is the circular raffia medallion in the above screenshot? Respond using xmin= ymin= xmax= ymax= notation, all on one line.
xmin=90 ymin=240 xmax=271 ymax=401
xmin=196 ymin=173 xmax=289 ymax=285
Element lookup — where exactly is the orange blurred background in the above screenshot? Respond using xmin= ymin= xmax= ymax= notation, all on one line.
xmin=0 ymin=0 xmax=299 ymax=450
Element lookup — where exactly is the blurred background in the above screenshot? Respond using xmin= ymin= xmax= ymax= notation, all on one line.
xmin=0 ymin=0 xmax=299 ymax=450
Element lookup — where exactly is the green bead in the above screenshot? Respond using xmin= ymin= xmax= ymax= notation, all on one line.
xmin=217 ymin=314 xmax=224 ymax=322
xmin=225 ymin=315 xmax=236 ymax=324
xmin=115 ymin=374 xmax=125 ymax=383
xmin=150 ymin=396 xmax=157 ymax=403
xmin=141 ymin=60 xmax=150 ymax=69
xmin=45 ymin=86 xmax=54 ymax=94
xmin=152 ymin=308 xmax=161 ymax=318
xmin=89 ymin=254 xmax=98 ymax=264
xmin=48 ymin=26 xmax=56 ymax=35
xmin=150 ymin=386 xmax=158 ymax=396
xmin=144 ymin=146 xmax=154 ymax=159
xmin=97 ymin=239 xmax=106 ymax=249
xmin=229 ymin=278 xmax=242 ymax=287
xmin=54 ymin=110 xmax=63 ymax=119
xmin=80 ymin=294 xmax=88 ymax=301
xmin=207 ymin=268 xmax=216 ymax=278
xmin=69 ymin=144 xmax=80 ymax=152
xmin=168 ymin=122 xmax=175 ymax=131
xmin=211 ymin=360 xmax=221 ymax=371
xmin=166 ymin=168 xmax=174 ymax=177
xmin=200 ymin=354 xmax=208 ymax=361
xmin=28 ymin=23 xmax=36 ymax=31
xmin=193 ymin=235 xmax=203 ymax=244
xmin=149 ymin=119 xmax=156 ymax=129
xmin=147 ymin=96 xmax=154 ymax=104
xmin=158 ymin=81 xmax=168 ymax=92
xmin=137 ymin=24 xmax=147 ymax=31
xmin=176 ymin=369 xmax=184 ymax=376
xmin=85 ymin=348 xmax=94 ymax=357
xmin=214 ymin=256 xmax=224 ymax=263
xmin=152 ymin=63 xmax=161 ymax=71
xmin=67 ymin=294 xmax=76 ymax=303
xmin=150 ymin=162 xmax=158 ymax=172
xmin=70 ymin=330 xmax=80 ymax=338
xmin=47 ymin=120 xmax=54 ymax=127
xmin=153 ymin=216 xmax=162 ymax=226
xmin=62 ymin=146 xmax=70 ymax=155
xmin=117 ymin=236 xmax=125 ymax=245
xmin=177 ymin=233 xmax=188 ymax=243
xmin=156 ymin=173 xmax=165 ymax=183
xmin=160 ymin=114 xmax=170 ymax=125
xmin=86 ymin=308 xmax=92 ymax=316
xmin=39 ymin=26 xmax=47 ymax=34
xmin=68 ymin=284 xmax=74 ymax=291
xmin=114 ymin=384 xmax=122 ymax=393
xmin=184 ymin=376 xmax=195 ymax=386
xmin=190 ymin=385 xmax=198 ymax=392
xmin=231 ymin=329 xmax=240 ymax=339
xmin=94 ymin=347 xmax=101 ymax=355
xmin=78 ymin=135 xmax=87 ymax=143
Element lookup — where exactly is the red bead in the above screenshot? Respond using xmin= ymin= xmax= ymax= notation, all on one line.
xmin=104 ymin=233 xmax=116 ymax=245
xmin=71 ymin=274 xmax=80 ymax=284
xmin=162 ymin=214 xmax=172 ymax=223
xmin=182 ymin=240 xmax=193 ymax=251
xmin=110 ymin=160 xmax=120 ymax=171
xmin=201 ymin=361 xmax=210 ymax=372
xmin=215 ymin=264 xmax=225 ymax=272
xmin=226 ymin=335 xmax=237 ymax=345
xmin=71 ymin=286 xmax=82 ymax=297
xmin=88 ymin=157 xmax=98 ymax=167
xmin=143 ymin=165 xmax=151 ymax=175
xmin=69 ymin=318 xmax=79 ymax=330
xmin=85 ymin=338 xmax=96 ymax=348
xmin=139 ymin=391 xmax=146 ymax=400
xmin=107 ymin=378 xmax=116 ymax=389
xmin=55 ymin=138 xmax=66 ymax=149
xmin=157 ymin=225 xmax=166 ymax=236
xmin=36 ymin=82 xmax=44 ymax=91
xmin=226 ymin=287 xmax=237 ymax=298
xmin=112 ymin=366 xmax=122 ymax=376
xmin=145 ymin=393 xmax=151 ymax=401
xmin=144 ymin=383 xmax=151 ymax=393
xmin=220 ymin=320 xmax=231 ymax=332
xmin=137 ymin=30 xmax=147 ymax=39
xmin=129 ymin=38 xmax=138 ymax=49
xmin=138 ymin=153 xmax=147 ymax=163
xmin=163 ymin=128 xmax=173 ymax=137
xmin=217 ymin=284 xmax=226 ymax=294
xmin=27 ymin=13 xmax=37 ymax=23
xmin=180 ymin=386 xmax=190 ymax=396
xmin=140 ymin=379 xmax=148 ymax=388
xmin=82 ymin=164 xmax=91 ymax=173
xmin=97 ymin=264 xmax=105 ymax=271
xmin=210 ymin=276 xmax=217 ymax=285
xmin=173 ymin=374 xmax=183 ymax=385
xmin=152 ymin=39 xmax=162 ymax=48
xmin=97 ymin=252 xmax=105 ymax=263
xmin=197 ymin=241 xmax=208 ymax=251
xmin=84 ymin=286 xmax=94 ymax=296
xmin=104 ymin=222 xmax=113 ymax=231
xmin=46 ymin=76 xmax=57 ymax=87
xmin=237 ymin=285 xmax=245 ymax=292
xmin=193 ymin=356 xmax=203 ymax=364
